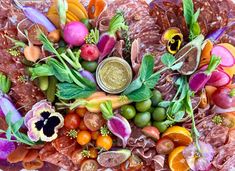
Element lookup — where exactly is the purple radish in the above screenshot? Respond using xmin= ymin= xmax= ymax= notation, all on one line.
xmin=207 ymin=70 xmax=231 ymax=87
xmin=100 ymin=101 xmax=131 ymax=147
xmin=211 ymin=45 xmax=235 ymax=67
xmin=189 ymin=55 xmax=221 ymax=92
xmin=97 ymin=12 xmax=128 ymax=63
xmin=79 ymin=70 xmax=96 ymax=83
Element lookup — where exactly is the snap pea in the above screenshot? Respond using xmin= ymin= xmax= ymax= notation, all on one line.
xmin=46 ymin=76 xmax=57 ymax=102
xmin=39 ymin=76 xmax=49 ymax=91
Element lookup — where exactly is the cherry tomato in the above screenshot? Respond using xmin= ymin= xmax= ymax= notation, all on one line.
xmin=77 ymin=131 xmax=91 ymax=145
xmin=84 ymin=112 xmax=105 ymax=131
xmin=96 ymin=135 xmax=113 ymax=150
xmin=156 ymin=137 xmax=175 ymax=155
xmin=80 ymin=44 xmax=100 ymax=61
xmin=80 ymin=159 xmax=99 ymax=171
xmin=212 ymin=87 xmax=235 ymax=109
xmin=89 ymin=147 xmax=98 ymax=158
xmin=79 ymin=120 xmax=88 ymax=131
xmin=64 ymin=113 xmax=81 ymax=129
xmin=76 ymin=108 xmax=87 ymax=118
xmin=91 ymin=131 xmax=100 ymax=140
xmin=71 ymin=149 xmax=84 ymax=165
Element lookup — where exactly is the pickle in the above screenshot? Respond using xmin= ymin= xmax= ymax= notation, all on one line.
xmin=46 ymin=76 xmax=57 ymax=102
xmin=39 ymin=76 xmax=49 ymax=91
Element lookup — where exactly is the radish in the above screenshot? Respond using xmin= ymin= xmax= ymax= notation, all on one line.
xmin=80 ymin=44 xmax=100 ymax=61
xmin=207 ymin=70 xmax=231 ymax=87
xmin=211 ymin=45 xmax=235 ymax=67
xmin=63 ymin=22 xmax=89 ymax=47
xmin=189 ymin=55 xmax=221 ymax=92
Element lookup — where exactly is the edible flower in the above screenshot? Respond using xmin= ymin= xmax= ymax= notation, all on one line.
xmin=24 ymin=100 xmax=64 ymax=142
xmin=182 ymin=141 xmax=215 ymax=171
xmin=161 ymin=27 xmax=183 ymax=54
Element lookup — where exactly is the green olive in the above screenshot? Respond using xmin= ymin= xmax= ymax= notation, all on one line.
xmin=134 ymin=112 xmax=151 ymax=128
xmin=152 ymin=121 xmax=169 ymax=133
xmin=151 ymin=90 xmax=162 ymax=107
xmin=152 ymin=107 xmax=166 ymax=121
xmin=81 ymin=61 xmax=98 ymax=73
xmin=135 ymin=99 xmax=152 ymax=112
xmin=121 ymin=105 xmax=136 ymax=119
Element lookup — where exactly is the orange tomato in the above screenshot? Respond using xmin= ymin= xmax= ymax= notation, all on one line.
xmin=91 ymin=131 xmax=100 ymax=140
xmin=96 ymin=135 xmax=113 ymax=150
xmin=79 ymin=120 xmax=88 ymax=131
xmin=89 ymin=148 xmax=98 ymax=158
xmin=76 ymin=108 xmax=87 ymax=118
xmin=77 ymin=131 xmax=91 ymax=145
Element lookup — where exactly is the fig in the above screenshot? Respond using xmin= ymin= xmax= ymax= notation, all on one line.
xmin=175 ymin=34 xmax=204 ymax=75
xmin=97 ymin=149 xmax=131 ymax=168
xmin=142 ymin=126 xmax=160 ymax=141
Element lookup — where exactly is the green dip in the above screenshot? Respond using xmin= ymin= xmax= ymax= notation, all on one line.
xmin=96 ymin=57 xmax=132 ymax=94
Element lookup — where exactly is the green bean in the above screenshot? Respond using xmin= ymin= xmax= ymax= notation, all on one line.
xmin=39 ymin=76 xmax=49 ymax=91
xmin=46 ymin=76 xmax=57 ymax=102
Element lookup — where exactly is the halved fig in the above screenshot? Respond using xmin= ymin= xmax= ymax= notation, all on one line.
xmin=175 ymin=34 xmax=204 ymax=75
xmin=97 ymin=149 xmax=131 ymax=168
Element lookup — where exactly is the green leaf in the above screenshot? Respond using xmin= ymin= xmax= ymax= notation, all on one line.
xmin=70 ymin=69 xmax=96 ymax=89
xmin=183 ymin=0 xmax=194 ymax=25
xmin=192 ymin=9 xmax=200 ymax=23
xmin=172 ymin=102 xmax=183 ymax=114
xmin=0 ymin=72 xmax=11 ymax=94
xmin=57 ymin=83 xmax=95 ymax=100
xmin=127 ymin=85 xmax=152 ymax=102
xmin=190 ymin=22 xmax=201 ymax=39
xmin=123 ymin=77 xmax=142 ymax=95
xmin=158 ymin=101 xmax=171 ymax=108
xmin=12 ymin=118 xmax=24 ymax=132
xmin=144 ymin=74 xmax=160 ymax=89
xmin=29 ymin=64 xmax=54 ymax=80
xmin=171 ymin=62 xmax=184 ymax=70
xmin=161 ymin=53 xmax=176 ymax=67
xmin=47 ymin=58 xmax=73 ymax=83
xmin=5 ymin=112 xmax=13 ymax=126
xmin=174 ymin=111 xmax=185 ymax=122
xmin=139 ymin=54 xmax=154 ymax=81
xmin=5 ymin=128 xmax=11 ymax=141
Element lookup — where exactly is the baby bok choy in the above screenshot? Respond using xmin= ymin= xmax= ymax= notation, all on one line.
xmin=100 ymin=101 xmax=131 ymax=147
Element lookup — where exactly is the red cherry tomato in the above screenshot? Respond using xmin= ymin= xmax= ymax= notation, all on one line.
xmin=156 ymin=137 xmax=175 ymax=155
xmin=83 ymin=112 xmax=105 ymax=131
xmin=212 ymin=87 xmax=235 ymax=109
xmin=64 ymin=112 xmax=81 ymax=129
xmin=80 ymin=44 xmax=100 ymax=61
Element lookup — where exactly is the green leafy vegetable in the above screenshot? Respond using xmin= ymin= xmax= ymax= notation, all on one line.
xmin=0 ymin=112 xmax=36 ymax=146
xmin=0 ymin=72 xmax=11 ymax=94
xmin=108 ymin=12 xmax=128 ymax=36
xmin=182 ymin=0 xmax=201 ymax=40
xmin=124 ymin=53 xmax=184 ymax=102
xmin=57 ymin=82 xmax=96 ymax=100
xmin=29 ymin=64 xmax=54 ymax=80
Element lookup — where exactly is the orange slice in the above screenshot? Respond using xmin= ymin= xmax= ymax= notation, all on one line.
xmin=162 ymin=126 xmax=192 ymax=146
xmin=168 ymin=146 xmax=190 ymax=171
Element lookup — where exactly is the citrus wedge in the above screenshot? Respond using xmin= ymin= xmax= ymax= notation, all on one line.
xmin=168 ymin=146 xmax=190 ymax=171
xmin=162 ymin=126 xmax=192 ymax=146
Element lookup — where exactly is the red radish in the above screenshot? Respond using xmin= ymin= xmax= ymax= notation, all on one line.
xmin=80 ymin=44 xmax=100 ymax=61
xmin=156 ymin=137 xmax=174 ymax=155
xmin=212 ymin=87 xmax=235 ymax=109
xmin=189 ymin=55 xmax=221 ymax=92
xmin=211 ymin=45 xmax=235 ymax=67
xmin=63 ymin=21 xmax=89 ymax=46
xmin=207 ymin=70 xmax=231 ymax=87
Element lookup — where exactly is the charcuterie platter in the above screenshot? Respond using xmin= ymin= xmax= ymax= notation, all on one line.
xmin=0 ymin=0 xmax=235 ymax=170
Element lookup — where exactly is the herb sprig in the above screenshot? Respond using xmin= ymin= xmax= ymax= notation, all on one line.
xmin=0 ymin=112 xmax=36 ymax=146
xmin=29 ymin=31 xmax=96 ymax=100
xmin=85 ymin=28 xmax=100 ymax=44
xmin=0 ymin=73 xmax=11 ymax=94
xmin=183 ymin=0 xmax=201 ymax=40
xmin=123 ymin=53 xmax=183 ymax=102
